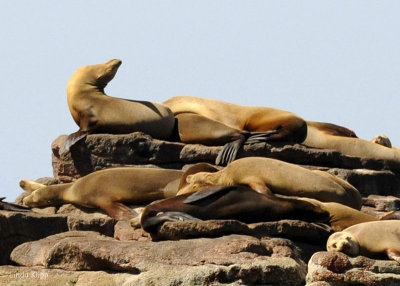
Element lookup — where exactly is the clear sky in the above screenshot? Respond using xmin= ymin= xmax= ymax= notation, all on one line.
xmin=2 ymin=1 xmax=400 ymax=201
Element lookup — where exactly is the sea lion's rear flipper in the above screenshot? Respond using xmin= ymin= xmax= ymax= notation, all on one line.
xmin=216 ymin=137 xmax=245 ymax=165
xmin=184 ymin=185 xmax=236 ymax=204
xmin=244 ymin=129 xmax=280 ymax=144
xmin=386 ymin=249 xmax=400 ymax=263
xmin=101 ymin=202 xmax=138 ymax=220
xmin=59 ymin=130 xmax=88 ymax=156
xmin=0 ymin=197 xmax=31 ymax=212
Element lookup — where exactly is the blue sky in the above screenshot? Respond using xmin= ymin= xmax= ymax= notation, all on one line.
xmin=2 ymin=1 xmax=400 ymax=201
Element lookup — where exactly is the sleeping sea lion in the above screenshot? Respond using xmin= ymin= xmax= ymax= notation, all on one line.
xmin=164 ymin=95 xmax=307 ymax=165
xmin=137 ymin=185 xmax=330 ymax=233
xmin=298 ymin=197 xmax=379 ymax=232
xmin=178 ymin=157 xmax=362 ymax=209
xmin=304 ymin=122 xmax=400 ymax=169
xmin=60 ymin=59 xmax=175 ymax=155
xmin=327 ymin=220 xmax=400 ymax=263
xmin=19 ymin=167 xmax=183 ymax=220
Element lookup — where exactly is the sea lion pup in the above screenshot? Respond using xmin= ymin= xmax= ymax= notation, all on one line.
xmin=327 ymin=221 xmax=400 ymax=263
xmin=297 ymin=197 xmax=378 ymax=232
xmin=163 ymin=95 xmax=307 ymax=165
xmin=60 ymin=59 xmax=175 ymax=155
xmin=177 ymin=157 xmax=362 ymax=210
xmin=304 ymin=122 xmax=400 ymax=168
xmin=136 ymin=185 xmax=330 ymax=233
xmin=19 ymin=167 xmax=183 ymax=220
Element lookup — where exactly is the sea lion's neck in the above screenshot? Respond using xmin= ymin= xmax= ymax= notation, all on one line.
xmin=67 ymin=78 xmax=106 ymax=98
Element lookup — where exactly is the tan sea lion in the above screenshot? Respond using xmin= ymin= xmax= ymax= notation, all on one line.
xmin=371 ymin=134 xmax=392 ymax=148
xmin=304 ymin=122 xmax=400 ymax=169
xmin=177 ymin=157 xmax=362 ymax=209
xmin=136 ymin=185 xmax=330 ymax=233
xmin=60 ymin=59 xmax=176 ymax=155
xmin=19 ymin=167 xmax=184 ymax=220
xmin=298 ymin=197 xmax=378 ymax=232
xmin=178 ymin=163 xmax=220 ymax=190
xmin=164 ymin=96 xmax=400 ymax=167
xmin=326 ymin=220 xmax=400 ymax=263
xmin=164 ymin=95 xmax=307 ymax=165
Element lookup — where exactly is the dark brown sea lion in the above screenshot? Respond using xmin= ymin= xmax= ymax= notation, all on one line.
xmin=137 ymin=185 xmax=330 ymax=233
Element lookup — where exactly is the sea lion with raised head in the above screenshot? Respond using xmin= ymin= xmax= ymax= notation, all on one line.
xmin=60 ymin=59 xmax=176 ymax=155
xmin=177 ymin=157 xmax=362 ymax=209
xmin=19 ymin=167 xmax=183 ymax=220
xmin=327 ymin=220 xmax=400 ymax=263
xmin=136 ymin=185 xmax=330 ymax=233
xmin=164 ymin=95 xmax=307 ymax=165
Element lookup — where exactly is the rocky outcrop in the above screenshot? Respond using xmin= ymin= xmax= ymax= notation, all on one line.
xmin=306 ymin=251 xmax=400 ymax=285
xmin=10 ymin=231 xmax=309 ymax=285
xmin=51 ymin=133 xmax=400 ymax=199
xmin=0 ymin=210 xmax=68 ymax=265
xmin=4 ymin=132 xmax=400 ymax=285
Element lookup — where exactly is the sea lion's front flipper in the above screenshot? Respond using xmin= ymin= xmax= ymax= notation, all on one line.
xmin=0 ymin=197 xmax=31 ymax=212
xmin=59 ymin=130 xmax=88 ymax=156
xmin=244 ymin=129 xmax=280 ymax=144
xmin=155 ymin=211 xmax=202 ymax=222
xmin=216 ymin=136 xmax=245 ymax=166
xmin=246 ymin=178 xmax=272 ymax=195
xmin=101 ymin=202 xmax=138 ymax=220
xmin=184 ymin=185 xmax=236 ymax=204
xmin=387 ymin=249 xmax=400 ymax=263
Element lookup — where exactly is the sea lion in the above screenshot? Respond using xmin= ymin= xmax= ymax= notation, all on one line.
xmin=326 ymin=220 xmax=400 ymax=263
xmin=371 ymin=134 xmax=392 ymax=148
xmin=304 ymin=122 xmax=400 ymax=169
xmin=164 ymin=95 xmax=307 ymax=165
xmin=298 ymin=197 xmax=378 ymax=232
xmin=136 ymin=185 xmax=330 ymax=233
xmin=178 ymin=163 xmax=220 ymax=190
xmin=177 ymin=157 xmax=362 ymax=209
xmin=0 ymin=197 xmax=30 ymax=212
xmin=164 ymin=96 xmax=400 ymax=167
xmin=19 ymin=167 xmax=183 ymax=220
xmin=60 ymin=59 xmax=175 ymax=155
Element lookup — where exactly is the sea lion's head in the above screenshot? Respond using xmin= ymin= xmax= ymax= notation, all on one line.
xmin=22 ymin=189 xmax=64 ymax=207
xmin=178 ymin=163 xmax=219 ymax=190
xmin=326 ymin=231 xmax=359 ymax=256
xmin=68 ymin=59 xmax=122 ymax=92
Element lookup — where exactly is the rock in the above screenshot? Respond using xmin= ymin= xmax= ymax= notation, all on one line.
xmin=57 ymin=204 xmax=117 ymax=237
xmin=325 ymin=168 xmax=400 ymax=197
xmin=306 ymin=251 xmax=400 ymax=286
xmin=0 ymin=265 xmax=137 ymax=286
xmin=153 ymin=219 xmax=332 ymax=244
xmin=362 ymin=194 xmax=400 ymax=211
xmin=11 ymin=231 xmax=309 ymax=285
xmin=0 ymin=210 xmax=68 ymax=265
xmin=114 ymin=220 xmax=151 ymax=241
xmin=51 ymin=133 xmax=400 ymax=183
